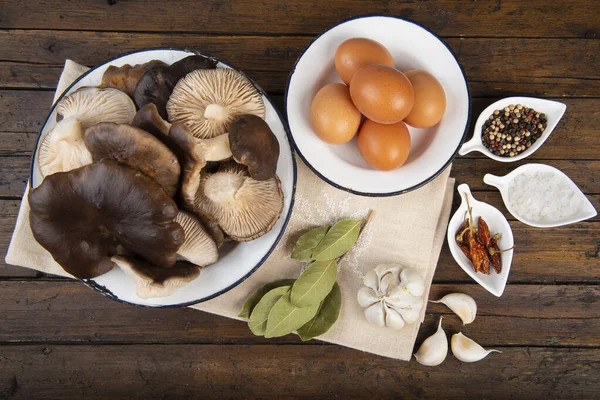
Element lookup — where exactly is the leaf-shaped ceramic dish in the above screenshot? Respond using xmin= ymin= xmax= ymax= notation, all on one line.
xmin=459 ymin=97 xmax=566 ymax=162
xmin=484 ymin=164 xmax=597 ymax=228
xmin=447 ymin=184 xmax=514 ymax=297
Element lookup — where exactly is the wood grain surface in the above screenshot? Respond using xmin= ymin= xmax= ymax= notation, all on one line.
xmin=0 ymin=1 xmax=598 ymax=398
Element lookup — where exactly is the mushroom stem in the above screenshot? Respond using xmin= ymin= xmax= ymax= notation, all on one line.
xmin=196 ymin=133 xmax=232 ymax=162
xmin=204 ymin=104 xmax=230 ymax=122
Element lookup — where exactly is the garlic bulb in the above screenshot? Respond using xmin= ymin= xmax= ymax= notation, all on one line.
xmin=357 ymin=264 xmax=425 ymax=330
xmin=451 ymin=332 xmax=501 ymax=362
xmin=414 ymin=316 xmax=447 ymax=366
xmin=430 ymin=293 xmax=477 ymax=324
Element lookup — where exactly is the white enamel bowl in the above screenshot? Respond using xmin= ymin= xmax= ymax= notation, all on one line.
xmin=484 ymin=164 xmax=597 ymax=228
xmin=447 ymin=184 xmax=514 ymax=297
xmin=285 ymin=15 xmax=470 ymax=196
xmin=31 ymin=49 xmax=297 ymax=307
xmin=459 ymin=97 xmax=566 ymax=162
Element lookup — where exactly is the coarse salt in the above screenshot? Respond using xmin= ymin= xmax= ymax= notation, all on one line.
xmin=507 ymin=170 xmax=582 ymax=223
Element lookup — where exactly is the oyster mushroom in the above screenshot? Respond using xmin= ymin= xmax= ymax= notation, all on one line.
xmin=100 ymin=60 xmax=167 ymax=97
xmin=56 ymin=87 xmax=136 ymax=127
xmin=167 ymin=68 xmax=265 ymax=139
xmin=38 ymin=117 xmax=92 ymax=176
xmin=84 ymin=122 xmax=181 ymax=197
xmin=111 ymin=255 xmax=200 ymax=299
xmin=28 ymin=160 xmax=184 ymax=279
xmin=134 ymin=55 xmax=217 ymax=120
xmin=229 ymin=114 xmax=279 ymax=181
xmin=190 ymin=161 xmax=284 ymax=241
xmin=174 ymin=211 xmax=218 ymax=266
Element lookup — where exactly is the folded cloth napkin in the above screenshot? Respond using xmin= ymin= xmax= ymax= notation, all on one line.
xmin=6 ymin=60 xmax=455 ymax=361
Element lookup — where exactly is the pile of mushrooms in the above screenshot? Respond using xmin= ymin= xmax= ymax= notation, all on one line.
xmin=30 ymin=55 xmax=283 ymax=298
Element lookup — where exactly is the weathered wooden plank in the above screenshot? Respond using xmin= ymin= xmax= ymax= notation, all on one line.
xmin=0 ymin=0 xmax=598 ymax=38
xmin=1 ymin=90 xmax=599 ymax=159
xmin=0 ymin=281 xmax=597 ymax=346
xmin=0 ymin=31 xmax=598 ymax=96
xmin=0 ymin=344 xmax=597 ymax=399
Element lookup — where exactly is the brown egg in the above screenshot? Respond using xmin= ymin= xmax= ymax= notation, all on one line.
xmin=334 ymin=38 xmax=395 ymax=85
xmin=310 ymin=83 xmax=362 ymax=144
xmin=357 ymin=119 xmax=411 ymax=170
xmin=350 ymin=65 xmax=415 ymax=124
xmin=403 ymin=70 xmax=446 ymax=128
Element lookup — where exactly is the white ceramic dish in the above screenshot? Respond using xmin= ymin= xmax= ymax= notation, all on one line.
xmin=484 ymin=164 xmax=596 ymax=228
xmin=447 ymin=184 xmax=514 ymax=297
xmin=459 ymin=97 xmax=566 ymax=162
xmin=285 ymin=15 xmax=470 ymax=196
xmin=31 ymin=48 xmax=297 ymax=307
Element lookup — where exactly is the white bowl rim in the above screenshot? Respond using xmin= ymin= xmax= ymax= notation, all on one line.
xmin=29 ymin=47 xmax=298 ymax=308
xmin=284 ymin=14 xmax=471 ymax=197
xmin=459 ymin=96 xmax=567 ymax=162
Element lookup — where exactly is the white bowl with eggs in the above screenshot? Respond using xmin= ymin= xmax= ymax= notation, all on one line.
xmin=285 ymin=15 xmax=470 ymax=196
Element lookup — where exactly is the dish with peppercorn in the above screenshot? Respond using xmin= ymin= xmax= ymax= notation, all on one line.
xmin=459 ymin=97 xmax=566 ymax=162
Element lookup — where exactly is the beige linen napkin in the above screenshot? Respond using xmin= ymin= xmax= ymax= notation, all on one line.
xmin=6 ymin=60 xmax=455 ymax=361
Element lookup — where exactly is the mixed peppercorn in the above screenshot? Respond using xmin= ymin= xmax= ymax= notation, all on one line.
xmin=481 ymin=104 xmax=547 ymax=157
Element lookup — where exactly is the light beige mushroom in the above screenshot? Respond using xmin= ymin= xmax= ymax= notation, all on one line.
xmin=111 ymin=255 xmax=200 ymax=299
xmin=38 ymin=117 xmax=92 ymax=176
xmin=166 ymin=68 xmax=265 ymax=139
xmin=174 ymin=211 xmax=218 ymax=266
xmin=191 ymin=162 xmax=284 ymax=242
xmin=56 ymin=87 xmax=136 ymax=128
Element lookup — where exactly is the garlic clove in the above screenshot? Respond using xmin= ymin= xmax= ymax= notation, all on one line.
xmin=392 ymin=304 xmax=421 ymax=324
xmin=400 ymin=268 xmax=425 ymax=297
xmin=430 ymin=293 xmax=477 ymax=325
xmin=383 ymin=303 xmax=406 ymax=330
xmin=379 ymin=271 xmax=396 ymax=295
xmin=357 ymin=287 xmax=379 ymax=308
xmin=386 ymin=286 xmax=423 ymax=309
xmin=365 ymin=301 xmax=386 ymax=327
xmin=363 ymin=270 xmax=379 ymax=292
xmin=414 ymin=316 xmax=448 ymax=366
xmin=451 ymin=332 xmax=501 ymax=362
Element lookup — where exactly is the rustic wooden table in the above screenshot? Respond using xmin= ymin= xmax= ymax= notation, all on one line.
xmin=1 ymin=1 xmax=598 ymax=398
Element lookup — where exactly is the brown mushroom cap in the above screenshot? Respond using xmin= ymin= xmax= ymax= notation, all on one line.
xmin=133 ymin=55 xmax=217 ymax=120
xmin=111 ymin=255 xmax=200 ymax=299
xmin=167 ymin=68 xmax=266 ymax=139
xmin=191 ymin=162 xmax=284 ymax=241
xmin=100 ymin=60 xmax=167 ymax=98
xmin=84 ymin=123 xmax=181 ymax=197
xmin=29 ymin=160 xmax=184 ymax=279
xmin=229 ymin=114 xmax=280 ymax=181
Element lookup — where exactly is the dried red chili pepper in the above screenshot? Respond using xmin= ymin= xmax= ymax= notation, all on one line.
xmin=478 ymin=217 xmax=491 ymax=247
xmin=488 ymin=234 xmax=501 ymax=274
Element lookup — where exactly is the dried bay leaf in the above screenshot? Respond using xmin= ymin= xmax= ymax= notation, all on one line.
xmin=238 ymin=279 xmax=296 ymax=319
xmin=248 ymin=285 xmax=291 ymax=336
xmin=312 ymin=218 xmax=361 ymax=261
xmin=264 ymin=292 xmax=320 ymax=338
xmin=291 ymin=226 xmax=330 ymax=262
xmin=290 ymin=259 xmax=338 ymax=308
xmin=298 ymin=282 xmax=342 ymax=341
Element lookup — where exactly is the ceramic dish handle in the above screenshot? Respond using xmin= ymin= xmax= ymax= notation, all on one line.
xmin=458 ymin=137 xmax=481 ymax=156
xmin=483 ymin=173 xmax=505 ymax=190
xmin=456 ymin=183 xmax=475 ymax=204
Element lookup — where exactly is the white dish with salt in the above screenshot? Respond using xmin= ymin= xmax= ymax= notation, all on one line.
xmin=484 ymin=164 xmax=596 ymax=228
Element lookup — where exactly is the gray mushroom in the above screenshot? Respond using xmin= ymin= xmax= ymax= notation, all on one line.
xmin=190 ymin=162 xmax=284 ymax=242
xmin=167 ymin=68 xmax=266 ymax=139
xmin=111 ymin=255 xmax=200 ymax=299
xmin=56 ymin=87 xmax=136 ymax=127
xmin=38 ymin=117 xmax=92 ymax=177
xmin=84 ymin=122 xmax=181 ymax=197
